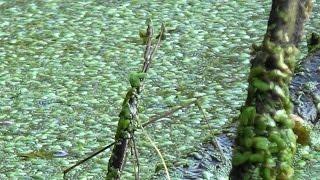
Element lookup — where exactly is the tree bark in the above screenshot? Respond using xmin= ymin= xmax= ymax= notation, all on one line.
xmin=230 ymin=0 xmax=312 ymax=179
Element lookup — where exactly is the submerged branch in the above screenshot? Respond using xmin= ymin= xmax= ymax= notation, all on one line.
xmin=106 ymin=20 xmax=165 ymax=179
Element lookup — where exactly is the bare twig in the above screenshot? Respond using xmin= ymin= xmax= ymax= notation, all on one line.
xmin=143 ymin=22 xmax=153 ymax=68
xmin=131 ymin=136 xmax=140 ymax=180
xmin=140 ymin=125 xmax=171 ymax=180
xmin=143 ymin=23 xmax=165 ymax=73
xmin=148 ymin=23 xmax=165 ymax=66
xmin=142 ymin=97 xmax=200 ymax=128
xmin=63 ymin=141 xmax=116 ymax=178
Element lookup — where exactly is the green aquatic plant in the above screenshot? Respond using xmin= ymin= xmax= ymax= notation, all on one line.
xmin=129 ymin=71 xmax=146 ymax=89
xmin=18 ymin=149 xmax=54 ymax=159
xmin=139 ymin=30 xmax=148 ymax=45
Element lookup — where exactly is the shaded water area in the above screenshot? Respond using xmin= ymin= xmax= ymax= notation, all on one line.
xmin=291 ymin=51 xmax=320 ymax=125
xmin=0 ymin=0 xmax=319 ymax=179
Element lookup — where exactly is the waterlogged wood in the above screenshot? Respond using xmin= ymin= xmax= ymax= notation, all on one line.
xmin=106 ymin=21 xmax=165 ymax=180
xmin=230 ymin=0 xmax=312 ymax=179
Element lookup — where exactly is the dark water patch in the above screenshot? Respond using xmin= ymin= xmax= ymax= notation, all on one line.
xmin=290 ymin=51 xmax=320 ymax=124
xmin=173 ymin=127 xmax=236 ymax=179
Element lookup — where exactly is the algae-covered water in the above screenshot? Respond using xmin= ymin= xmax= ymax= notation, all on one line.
xmin=0 ymin=0 xmax=319 ymax=179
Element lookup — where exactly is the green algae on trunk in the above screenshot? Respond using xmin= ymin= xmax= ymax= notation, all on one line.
xmin=230 ymin=0 xmax=312 ymax=179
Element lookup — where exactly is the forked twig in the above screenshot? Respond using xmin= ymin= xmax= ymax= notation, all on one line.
xmin=143 ymin=23 xmax=153 ymax=67
xmin=143 ymin=23 xmax=165 ymax=73
xmin=147 ymin=24 xmax=165 ymax=70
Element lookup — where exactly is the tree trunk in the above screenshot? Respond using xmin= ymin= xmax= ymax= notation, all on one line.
xmin=230 ymin=0 xmax=312 ymax=179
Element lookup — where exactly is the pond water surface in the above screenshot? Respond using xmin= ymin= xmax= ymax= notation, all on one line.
xmin=0 ymin=0 xmax=319 ymax=179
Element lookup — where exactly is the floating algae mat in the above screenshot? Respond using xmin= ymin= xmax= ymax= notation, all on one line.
xmin=0 ymin=0 xmax=319 ymax=179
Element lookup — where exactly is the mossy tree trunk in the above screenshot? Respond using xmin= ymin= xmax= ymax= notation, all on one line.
xmin=230 ymin=0 xmax=312 ymax=179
